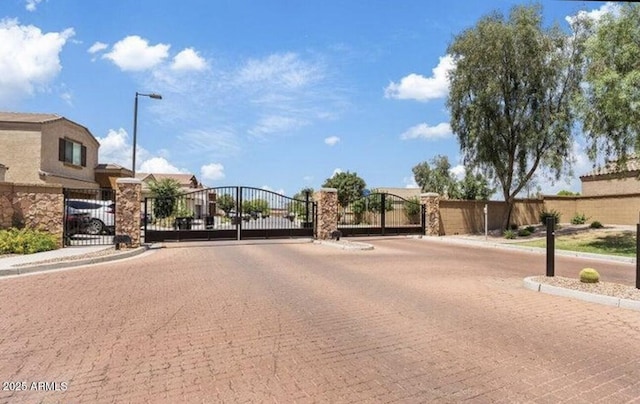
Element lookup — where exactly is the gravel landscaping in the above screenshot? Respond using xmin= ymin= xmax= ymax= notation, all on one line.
xmin=531 ymin=275 xmax=640 ymax=301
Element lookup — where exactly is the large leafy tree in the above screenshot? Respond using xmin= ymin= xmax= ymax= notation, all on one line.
xmin=579 ymin=4 xmax=640 ymax=164
xmin=458 ymin=168 xmax=495 ymax=200
xmin=148 ymin=178 xmax=183 ymax=219
xmin=322 ymin=171 xmax=366 ymax=208
xmin=447 ymin=4 xmax=585 ymax=228
xmin=216 ymin=194 xmax=236 ymax=216
xmin=412 ymin=155 xmax=460 ymax=199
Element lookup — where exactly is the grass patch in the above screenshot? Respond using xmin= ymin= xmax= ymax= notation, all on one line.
xmin=515 ymin=230 xmax=636 ymax=257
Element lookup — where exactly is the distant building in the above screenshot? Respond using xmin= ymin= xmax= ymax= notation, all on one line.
xmin=0 ymin=112 xmax=99 ymax=188
xmin=580 ymin=157 xmax=640 ymax=196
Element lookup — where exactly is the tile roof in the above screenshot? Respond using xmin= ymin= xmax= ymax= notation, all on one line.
xmin=580 ymin=156 xmax=640 ymax=179
xmin=0 ymin=112 xmax=62 ymax=123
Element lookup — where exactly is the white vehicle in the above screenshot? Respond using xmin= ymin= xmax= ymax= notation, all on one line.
xmin=65 ymin=199 xmax=115 ymax=235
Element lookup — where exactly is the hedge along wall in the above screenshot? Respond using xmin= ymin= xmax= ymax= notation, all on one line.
xmin=0 ymin=182 xmax=64 ymax=247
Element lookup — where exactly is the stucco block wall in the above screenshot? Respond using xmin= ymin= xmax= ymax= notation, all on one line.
xmin=40 ymin=119 xmax=99 ymax=186
xmin=439 ymin=200 xmax=543 ymax=234
xmin=581 ymin=176 xmax=640 ymax=196
xmin=0 ymin=131 xmax=42 ymax=183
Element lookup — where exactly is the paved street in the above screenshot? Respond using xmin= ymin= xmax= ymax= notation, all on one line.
xmin=1 ymin=238 xmax=639 ymax=403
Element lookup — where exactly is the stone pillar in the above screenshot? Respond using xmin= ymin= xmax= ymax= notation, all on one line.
xmin=421 ymin=192 xmax=440 ymax=236
xmin=0 ymin=164 xmax=7 ymax=182
xmin=313 ymin=188 xmax=338 ymax=240
xmin=115 ymin=178 xmax=142 ymax=247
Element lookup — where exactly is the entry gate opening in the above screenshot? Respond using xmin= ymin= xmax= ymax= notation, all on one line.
xmin=144 ymin=186 xmax=316 ymax=242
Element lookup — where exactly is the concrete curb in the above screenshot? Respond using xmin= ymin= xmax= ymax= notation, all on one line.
xmin=0 ymin=246 xmax=149 ymax=277
xmin=313 ymin=240 xmax=374 ymax=250
xmin=418 ymin=236 xmax=635 ymax=264
xmin=523 ymin=276 xmax=640 ymax=312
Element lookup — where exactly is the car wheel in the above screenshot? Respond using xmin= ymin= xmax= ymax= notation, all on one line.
xmin=86 ymin=218 xmax=104 ymax=235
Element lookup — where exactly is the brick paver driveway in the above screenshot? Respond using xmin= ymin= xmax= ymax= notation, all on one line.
xmin=1 ymin=238 xmax=639 ymax=403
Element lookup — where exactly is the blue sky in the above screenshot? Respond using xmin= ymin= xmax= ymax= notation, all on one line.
xmin=0 ymin=0 xmax=616 ymax=196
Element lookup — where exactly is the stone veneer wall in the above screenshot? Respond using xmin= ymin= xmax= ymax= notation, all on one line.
xmin=314 ymin=188 xmax=338 ymax=240
xmin=0 ymin=182 xmax=64 ymax=247
xmin=421 ymin=192 xmax=440 ymax=236
xmin=115 ymin=178 xmax=141 ymax=248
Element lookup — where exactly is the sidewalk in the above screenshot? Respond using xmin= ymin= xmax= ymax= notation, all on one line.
xmin=0 ymin=245 xmax=148 ymax=276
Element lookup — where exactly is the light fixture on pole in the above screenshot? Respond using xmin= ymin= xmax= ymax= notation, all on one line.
xmin=132 ymin=91 xmax=162 ymax=177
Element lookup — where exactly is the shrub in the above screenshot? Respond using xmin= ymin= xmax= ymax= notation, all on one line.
xmin=0 ymin=228 xmax=58 ymax=254
xmin=539 ymin=209 xmax=561 ymax=227
xmin=510 ymin=223 xmax=518 ymax=230
xmin=590 ymin=221 xmax=603 ymax=229
xmin=525 ymin=226 xmax=536 ymax=233
xmin=571 ymin=212 xmax=588 ymax=225
xmin=503 ymin=230 xmax=517 ymax=239
xmin=517 ymin=228 xmax=532 ymax=237
xmin=579 ymin=268 xmax=600 ymax=283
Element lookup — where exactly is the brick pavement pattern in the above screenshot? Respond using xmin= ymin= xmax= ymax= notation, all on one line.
xmin=0 ymin=238 xmax=639 ymax=403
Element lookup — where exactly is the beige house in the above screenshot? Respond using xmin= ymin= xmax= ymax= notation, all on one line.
xmin=580 ymin=157 xmax=640 ymax=196
xmin=0 ymin=112 xmax=99 ymax=188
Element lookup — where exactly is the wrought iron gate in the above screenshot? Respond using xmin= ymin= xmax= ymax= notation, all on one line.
xmin=337 ymin=192 xmax=425 ymax=237
xmin=143 ymin=186 xmax=316 ymax=242
xmin=63 ymin=188 xmax=116 ymax=246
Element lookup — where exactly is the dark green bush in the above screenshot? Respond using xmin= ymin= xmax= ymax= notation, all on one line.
xmin=539 ymin=209 xmax=561 ymax=226
xmin=517 ymin=228 xmax=532 ymax=237
xmin=590 ymin=221 xmax=603 ymax=229
xmin=525 ymin=226 xmax=536 ymax=233
xmin=0 ymin=228 xmax=58 ymax=254
xmin=503 ymin=230 xmax=517 ymax=239
xmin=571 ymin=212 xmax=588 ymax=225
xmin=510 ymin=223 xmax=518 ymax=230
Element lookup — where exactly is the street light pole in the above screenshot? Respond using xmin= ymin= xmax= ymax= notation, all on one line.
xmin=132 ymin=91 xmax=162 ymax=177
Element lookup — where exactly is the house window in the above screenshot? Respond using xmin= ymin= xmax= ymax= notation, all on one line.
xmin=58 ymin=138 xmax=87 ymax=167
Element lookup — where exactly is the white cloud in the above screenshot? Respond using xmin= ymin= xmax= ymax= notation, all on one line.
xmin=261 ymin=185 xmax=286 ymax=196
xmin=88 ymin=41 xmax=108 ymax=54
xmin=139 ymin=157 xmax=185 ymax=174
xmin=566 ymin=2 xmax=620 ymax=26
xmin=400 ymin=122 xmax=452 ymax=140
xmin=25 ymin=0 xmax=43 ymax=12
xmin=103 ymin=35 xmax=170 ymax=71
xmin=0 ymin=19 xmax=74 ymax=105
xmin=249 ymin=115 xmax=307 ymax=136
xmin=403 ymin=176 xmax=419 ymax=189
xmin=171 ymin=48 xmax=207 ymax=71
xmin=200 ymin=163 xmax=225 ymax=182
xmin=237 ymin=52 xmax=323 ymax=90
xmin=385 ymin=55 xmax=455 ymax=102
xmin=95 ymin=128 xmax=132 ymax=167
xmin=332 ymin=168 xmax=343 ymax=177
xmin=324 ymin=136 xmax=340 ymax=146
xmin=450 ymin=164 xmax=466 ymax=180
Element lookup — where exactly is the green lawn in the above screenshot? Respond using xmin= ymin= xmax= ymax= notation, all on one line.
xmin=515 ymin=230 xmax=637 ymax=258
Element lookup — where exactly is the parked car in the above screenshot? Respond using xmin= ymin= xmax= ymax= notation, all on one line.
xmin=65 ymin=199 xmax=115 ymax=235
xmin=65 ymin=206 xmax=91 ymax=236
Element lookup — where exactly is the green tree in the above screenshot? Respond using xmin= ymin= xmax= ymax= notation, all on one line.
xmin=288 ymin=188 xmax=314 ymax=220
xmin=322 ymin=171 xmax=366 ymax=208
xmin=412 ymin=155 xmax=460 ymax=199
xmin=557 ymin=190 xmax=580 ymax=196
xmin=579 ymin=4 xmax=640 ymax=163
xmin=458 ymin=168 xmax=495 ymax=200
xmin=216 ymin=194 xmax=236 ymax=216
xmin=242 ymin=198 xmax=270 ymax=215
xmin=447 ymin=4 xmax=585 ymax=228
xmin=148 ymin=178 xmax=182 ymax=219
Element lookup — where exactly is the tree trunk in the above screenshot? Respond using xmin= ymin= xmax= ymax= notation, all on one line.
xmin=501 ymin=198 xmax=515 ymax=230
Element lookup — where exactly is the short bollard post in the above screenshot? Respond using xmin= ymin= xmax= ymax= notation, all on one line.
xmin=546 ymin=216 xmax=555 ymax=277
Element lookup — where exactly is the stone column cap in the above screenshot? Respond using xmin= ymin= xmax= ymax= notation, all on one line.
xmin=421 ymin=192 xmax=439 ymax=197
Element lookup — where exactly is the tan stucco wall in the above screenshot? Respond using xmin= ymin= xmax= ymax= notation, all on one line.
xmin=0 ymin=131 xmax=42 ymax=183
xmin=40 ymin=119 xmax=99 ymax=188
xmin=581 ymin=176 xmax=640 ymax=196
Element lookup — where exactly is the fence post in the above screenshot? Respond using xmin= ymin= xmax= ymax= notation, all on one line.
xmin=313 ymin=188 xmax=338 ymax=239
xmin=115 ymin=178 xmax=142 ymax=248
xmin=546 ymin=216 xmax=555 ymax=277
xmin=380 ymin=193 xmax=386 ymax=236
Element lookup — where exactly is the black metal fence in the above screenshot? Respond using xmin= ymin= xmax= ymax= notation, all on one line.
xmin=63 ymin=188 xmax=116 ymax=246
xmin=337 ymin=192 xmax=425 ymax=237
xmin=144 ymin=186 xmax=316 ymax=242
